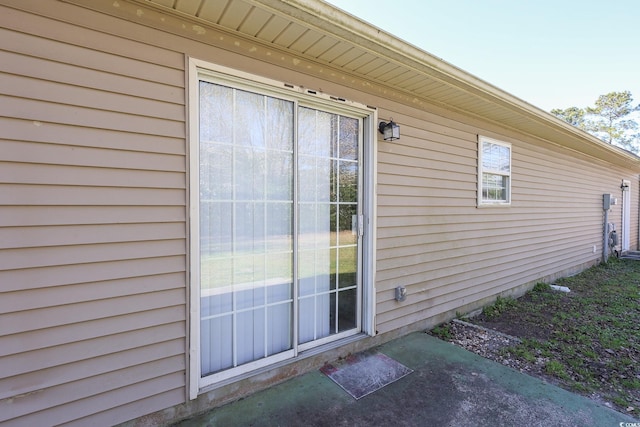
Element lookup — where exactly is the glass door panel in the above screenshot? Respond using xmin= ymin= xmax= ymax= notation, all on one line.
xmin=199 ymin=81 xmax=294 ymax=376
xmin=297 ymin=107 xmax=360 ymax=345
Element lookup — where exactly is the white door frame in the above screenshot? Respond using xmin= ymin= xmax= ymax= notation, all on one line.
xmin=622 ymin=180 xmax=631 ymax=252
xmin=187 ymin=58 xmax=377 ymax=399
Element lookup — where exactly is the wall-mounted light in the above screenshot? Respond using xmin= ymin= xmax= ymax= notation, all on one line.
xmin=378 ymin=119 xmax=400 ymax=141
xmin=621 ymin=181 xmax=629 ymax=191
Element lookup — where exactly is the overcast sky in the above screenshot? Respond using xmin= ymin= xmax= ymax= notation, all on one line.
xmin=325 ymin=0 xmax=640 ymax=112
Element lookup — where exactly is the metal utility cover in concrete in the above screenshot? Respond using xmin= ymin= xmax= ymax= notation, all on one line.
xmin=320 ymin=351 xmax=413 ymax=399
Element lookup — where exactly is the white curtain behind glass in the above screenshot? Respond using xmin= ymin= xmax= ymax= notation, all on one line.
xmin=298 ymin=107 xmax=333 ymax=343
xmin=199 ymin=82 xmax=294 ymax=376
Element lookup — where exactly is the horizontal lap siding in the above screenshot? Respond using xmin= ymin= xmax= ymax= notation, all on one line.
xmin=375 ymin=109 xmax=635 ymax=334
xmin=2 ymin=1 xmax=639 ymax=425
xmin=0 ymin=4 xmax=187 ymax=426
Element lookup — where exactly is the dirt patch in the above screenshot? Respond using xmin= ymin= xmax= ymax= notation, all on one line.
xmin=429 ymin=259 xmax=640 ymax=418
xmin=434 ymin=320 xmax=563 ymax=388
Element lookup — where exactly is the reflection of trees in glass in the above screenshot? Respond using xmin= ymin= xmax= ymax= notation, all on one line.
xmin=339 ymin=162 xmax=357 ymax=202
xmin=297 ymin=109 xmax=359 ymax=235
xmin=482 ymin=142 xmax=509 ymax=172
xmin=200 ymin=82 xmax=233 ymax=143
xmin=482 ymin=174 xmax=507 ymax=201
xmin=338 ymin=117 xmax=358 ymax=160
xmin=329 ymin=115 xmax=359 ymax=234
xmin=199 ymin=84 xmax=360 ymax=285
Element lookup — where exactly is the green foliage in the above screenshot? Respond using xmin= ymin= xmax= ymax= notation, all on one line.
xmin=482 ymin=295 xmax=517 ymax=318
xmin=586 ymin=91 xmax=639 ymax=148
xmin=531 ymin=282 xmax=551 ymax=293
xmin=431 ymin=324 xmax=453 ymax=340
xmin=545 ymin=360 xmax=570 ymax=380
xmin=612 ymin=395 xmax=632 ymax=409
xmin=550 ymin=106 xmax=586 ymax=128
xmin=509 ymin=345 xmax=536 ymax=362
xmin=621 ymin=378 xmax=640 ymax=390
xmin=551 ymin=90 xmax=640 ymax=153
xmin=490 ymin=259 xmax=640 ymax=415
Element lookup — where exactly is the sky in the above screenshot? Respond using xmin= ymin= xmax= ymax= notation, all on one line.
xmin=325 ymin=0 xmax=640 ymax=112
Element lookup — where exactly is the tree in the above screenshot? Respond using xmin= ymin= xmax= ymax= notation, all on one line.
xmin=552 ymin=91 xmax=640 ymax=153
xmin=586 ymin=91 xmax=639 ymax=149
xmin=550 ymin=106 xmax=586 ymax=129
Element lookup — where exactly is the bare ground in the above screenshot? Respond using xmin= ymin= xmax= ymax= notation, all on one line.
xmin=428 ymin=259 xmax=640 ymax=418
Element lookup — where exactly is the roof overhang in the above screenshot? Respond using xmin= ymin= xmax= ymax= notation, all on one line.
xmin=65 ymin=0 xmax=640 ymax=170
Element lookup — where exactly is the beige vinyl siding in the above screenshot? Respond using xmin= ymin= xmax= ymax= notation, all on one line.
xmin=0 ymin=2 xmax=187 ymax=425
xmin=374 ymin=107 xmax=635 ymax=333
xmin=2 ymin=0 xmax=639 ymax=425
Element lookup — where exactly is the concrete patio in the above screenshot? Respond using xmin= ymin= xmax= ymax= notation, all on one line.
xmin=175 ymin=332 xmax=638 ymax=426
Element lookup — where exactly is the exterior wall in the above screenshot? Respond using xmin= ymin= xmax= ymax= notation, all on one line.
xmin=1 ymin=1 xmax=638 ymax=425
xmin=374 ymin=103 xmax=639 ymax=333
xmin=0 ymin=3 xmax=188 ymax=426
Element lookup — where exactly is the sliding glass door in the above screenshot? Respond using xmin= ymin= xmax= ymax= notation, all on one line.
xmin=197 ymin=78 xmax=364 ymax=381
xmin=297 ymin=107 xmax=360 ymax=348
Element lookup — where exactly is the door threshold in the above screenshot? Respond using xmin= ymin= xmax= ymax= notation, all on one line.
xmin=198 ymin=333 xmax=369 ymax=395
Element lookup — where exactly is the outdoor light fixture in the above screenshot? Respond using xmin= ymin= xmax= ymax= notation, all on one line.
xmin=378 ymin=119 xmax=400 ymax=141
xmin=621 ymin=182 xmax=629 ymax=190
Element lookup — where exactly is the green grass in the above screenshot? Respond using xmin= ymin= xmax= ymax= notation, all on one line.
xmin=431 ymin=323 xmax=453 ymax=340
xmin=509 ymin=345 xmax=536 ymax=362
xmin=475 ymin=258 xmax=640 ymax=415
xmin=482 ymin=295 xmax=518 ymax=318
xmin=545 ymin=360 xmax=570 ymax=380
xmin=200 ymin=231 xmax=358 ymax=289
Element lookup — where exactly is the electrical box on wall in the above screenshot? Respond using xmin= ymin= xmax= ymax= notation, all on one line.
xmin=603 ymin=194 xmax=617 ymax=210
xmin=394 ymin=286 xmax=407 ymax=302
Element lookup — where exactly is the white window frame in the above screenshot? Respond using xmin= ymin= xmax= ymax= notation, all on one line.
xmin=478 ymin=135 xmax=511 ymax=206
xmin=187 ymin=58 xmax=377 ymax=399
